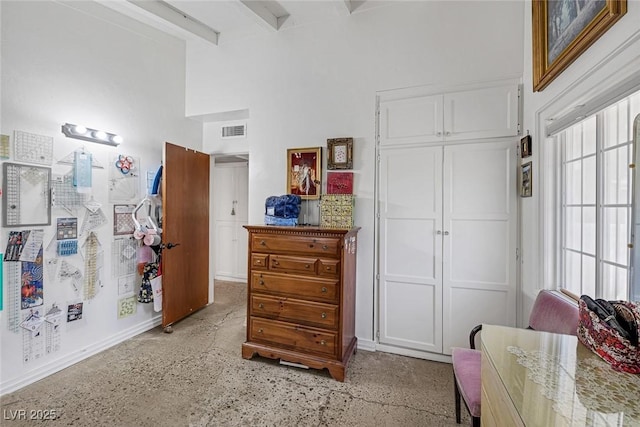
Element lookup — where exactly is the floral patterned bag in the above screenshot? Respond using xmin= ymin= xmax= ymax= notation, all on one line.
xmin=577 ymin=298 xmax=640 ymax=374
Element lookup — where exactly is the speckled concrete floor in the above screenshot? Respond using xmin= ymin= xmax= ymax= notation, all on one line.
xmin=1 ymin=281 xmax=468 ymax=427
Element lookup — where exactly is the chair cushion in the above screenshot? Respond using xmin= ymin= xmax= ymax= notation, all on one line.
xmin=451 ymin=347 xmax=481 ymax=417
xmin=529 ymin=290 xmax=579 ymax=335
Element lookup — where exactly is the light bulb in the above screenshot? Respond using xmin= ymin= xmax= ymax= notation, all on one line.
xmin=74 ymin=125 xmax=87 ymax=134
xmin=111 ymin=135 xmax=123 ymax=144
xmin=94 ymin=130 xmax=107 ymax=140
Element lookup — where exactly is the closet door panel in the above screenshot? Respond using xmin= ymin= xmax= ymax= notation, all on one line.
xmin=379 ymin=95 xmax=443 ymax=146
xmin=444 ymin=83 xmax=519 ymax=141
xmin=442 ymin=141 xmax=517 ymax=354
xmin=379 ymin=145 xmax=443 ymax=353
xmin=215 ymin=221 xmax=236 ymax=279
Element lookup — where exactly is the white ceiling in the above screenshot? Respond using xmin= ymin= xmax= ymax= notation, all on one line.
xmin=100 ymin=0 xmax=392 ymax=46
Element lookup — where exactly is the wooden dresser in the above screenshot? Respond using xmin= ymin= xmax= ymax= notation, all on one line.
xmin=242 ymin=225 xmax=360 ymax=381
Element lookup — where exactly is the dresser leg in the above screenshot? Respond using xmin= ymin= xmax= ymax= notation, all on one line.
xmin=242 ymin=344 xmax=256 ymax=360
xmin=327 ymin=366 xmax=345 ymax=382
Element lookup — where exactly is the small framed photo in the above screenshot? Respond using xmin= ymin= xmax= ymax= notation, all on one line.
xmin=327 ymin=138 xmax=353 ymax=170
xmin=287 ymin=147 xmax=322 ymax=200
xmin=520 ymin=161 xmax=532 ymax=198
xmin=520 ymin=135 xmax=532 ymax=158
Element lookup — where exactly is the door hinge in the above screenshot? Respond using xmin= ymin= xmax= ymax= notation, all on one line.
xmin=376 ymin=330 xmax=380 ymax=339
xmin=516 ymin=247 xmax=520 ymax=261
xmin=376 ymin=273 xmax=380 ymax=280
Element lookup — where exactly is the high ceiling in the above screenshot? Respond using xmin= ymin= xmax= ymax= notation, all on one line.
xmin=100 ymin=0 xmax=391 ymax=46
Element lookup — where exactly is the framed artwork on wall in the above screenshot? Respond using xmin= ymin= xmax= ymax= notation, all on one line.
xmin=287 ymin=147 xmax=322 ymax=200
xmin=532 ymin=0 xmax=626 ymax=92
xmin=520 ymin=161 xmax=533 ymax=198
xmin=327 ymin=138 xmax=353 ymax=170
xmin=520 ymin=135 xmax=532 ymax=158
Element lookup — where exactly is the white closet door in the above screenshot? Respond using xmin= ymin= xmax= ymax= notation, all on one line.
xmin=235 ymin=163 xmax=249 ymax=222
xmin=441 ymin=141 xmax=517 ymax=353
xmin=379 ymin=95 xmax=443 ymax=146
xmin=443 ymin=83 xmax=519 ymax=141
xmin=379 ymin=145 xmax=443 ymax=353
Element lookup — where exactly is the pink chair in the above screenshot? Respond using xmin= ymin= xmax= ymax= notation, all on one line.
xmin=451 ymin=290 xmax=579 ymax=426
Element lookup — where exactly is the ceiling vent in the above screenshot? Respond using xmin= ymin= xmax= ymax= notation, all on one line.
xmin=221 ymin=124 xmax=246 ymax=139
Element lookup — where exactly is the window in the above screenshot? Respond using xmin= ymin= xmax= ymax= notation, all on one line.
xmin=554 ymin=90 xmax=640 ymax=300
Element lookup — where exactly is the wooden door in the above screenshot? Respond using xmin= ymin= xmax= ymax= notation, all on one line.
xmin=378 ymin=145 xmax=443 ymax=353
xmin=162 ymin=142 xmax=210 ymax=328
xmin=441 ymin=141 xmax=517 ymax=353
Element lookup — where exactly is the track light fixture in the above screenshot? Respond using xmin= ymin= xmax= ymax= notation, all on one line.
xmin=61 ymin=123 xmax=122 ymax=146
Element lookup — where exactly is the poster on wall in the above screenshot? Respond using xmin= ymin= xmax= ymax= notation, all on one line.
xmin=21 ymin=248 xmax=44 ymax=309
xmin=109 ymin=154 xmax=140 ymax=203
xmin=66 ymin=302 xmax=83 ymax=322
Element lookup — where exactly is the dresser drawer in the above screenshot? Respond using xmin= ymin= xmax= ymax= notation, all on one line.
xmin=251 ymin=254 xmax=269 ymax=270
xmin=251 ymin=295 xmax=339 ymax=329
xmin=318 ymin=259 xmax=340 ymax=277
xmin=252 ymin=234 xmax=340 ymax=257
xmin=270 ymin=255 xmax=318 ymax=275
xmin=250 ymin=318 xmax=337 ymax=357
xmin=251 ymin=272 xmax=339 ymax=303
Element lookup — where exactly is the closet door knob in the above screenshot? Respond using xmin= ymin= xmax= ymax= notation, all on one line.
xmin=436 ymin=230 xmax=442 ymax=235
xmin=445 ymin=131 xmax=451 ymax=136
xmin=444 ymin=231 xmax=449 ymax=235
xmin=436 ymin=131 xmax=442 ymax=136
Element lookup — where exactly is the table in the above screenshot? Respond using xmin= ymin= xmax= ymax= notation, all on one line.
xmin=481 ymin=325 xmax=640 ymax=426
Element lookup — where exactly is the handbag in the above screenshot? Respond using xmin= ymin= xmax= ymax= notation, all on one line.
xmin=577 ymin=296 xmax=640 ymax=374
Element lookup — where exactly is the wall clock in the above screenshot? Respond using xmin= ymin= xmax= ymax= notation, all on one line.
xmin=327 ymin=138 xmax=353 ymax=170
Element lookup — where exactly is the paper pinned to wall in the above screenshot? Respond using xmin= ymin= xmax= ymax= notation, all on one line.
xmin=73 ymin=150 xmax=92 ymax=194
xmin=109 ymin=154 xmax=139 ymax=203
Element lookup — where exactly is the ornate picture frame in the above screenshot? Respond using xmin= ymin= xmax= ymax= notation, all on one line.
xmin=287 ymin=147 xmax=322 ymax=200
xmin=532 ymin=0 xmax=626 ymax=92
xmin=327 ymin=138 xmax=353 ymax=170
xmin=520 ymin=161 xmax=533 ymax=198
xmin=520 ymin=135 xmax=532 ymax=158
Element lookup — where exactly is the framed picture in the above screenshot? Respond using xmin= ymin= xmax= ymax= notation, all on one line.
xmin=327 ymin=138 xmax=353 ymax=170
xmin=520 ymin=135 xmax=532 ymax=158
xmin=327 ymin=172 xmax=354 ymax=194
xmin=287 ymin=147 xmax=322 ymax=200
xmin=520 ymin=161 xmax=533 ymax=198
xmin=532 ymin=0 xmax=626 ymax=92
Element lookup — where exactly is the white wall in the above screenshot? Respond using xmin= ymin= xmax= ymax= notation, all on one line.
xmin=186 ymin=1 xmax=524 ymax=344
xmin=0 ymin=1 xmax=201 ymax=393
xmin=520 ymin=1 xmax=640 ymax=324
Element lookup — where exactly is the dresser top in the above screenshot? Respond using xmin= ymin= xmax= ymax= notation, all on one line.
xmin=482 ymin=324 xmax=640 ymax=426
xmin=244 ymin=225 xmax=360 ymax=235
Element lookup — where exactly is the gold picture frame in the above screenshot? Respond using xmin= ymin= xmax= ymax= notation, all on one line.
xmin=532 ymin=0 xmax=626 ymax=92
xmin=287 ymin=147 xmax=322 ymax=200
xmin=327 ymin=138 xmax=353 ymax=170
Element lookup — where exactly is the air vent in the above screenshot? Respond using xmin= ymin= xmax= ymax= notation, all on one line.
xmin=221 ymin=124 xmax=246 ymax=139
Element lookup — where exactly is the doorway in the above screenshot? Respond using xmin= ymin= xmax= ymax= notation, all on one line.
xmin=210 ymin=154 xmax=249 ymax=292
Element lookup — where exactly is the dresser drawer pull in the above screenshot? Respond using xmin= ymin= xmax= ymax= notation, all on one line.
xmin=325 ymin=266 xmax=331 ymax=271
xmin=322 ymin=245 xmax=328 ymax=250
xmin=260 ymin=240 xmax=266 ymax=246
xmin=259 ymin=280 xmax=265 ymax=285
xmin=255 ymin=260 xmax=262 ymax=265
xmin=321 ymin=312 xmax=327 ymax=319
xmin=257 ymin=328 xmax=263 ymax=333
xmin=309 ymin=244 xmax=314 ymax=248
xmin=272 ymin=260 xmax=279 ymax=265
xmin=305 ymin=264 xmax=310 ymax=269
xmin=258 ymin=303 xmax=264 ymax=309
xmin=321 ymin=287 xmax=327 ymax=293
xmin=320 ymin=340 xmax=326 ymax=346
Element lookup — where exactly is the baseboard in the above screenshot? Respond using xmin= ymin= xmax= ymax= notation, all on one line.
xmin=214 ymin=275 xmax=247 ymax=283
xmin=375 ymin=343 xmax=452 ymax=364
xmin=0 ymin=316 xmax=162 ymax=395
xmin=356 ymin=339 xmax=376 ymax=352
